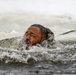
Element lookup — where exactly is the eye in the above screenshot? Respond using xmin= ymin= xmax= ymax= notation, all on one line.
xmin=25 ymin=32 xmax=28 ymax=36
xmin=31 ymin=34 xmax=36 ymax=37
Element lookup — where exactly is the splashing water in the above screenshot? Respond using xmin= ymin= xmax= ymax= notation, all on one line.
xmin=0 ymin=37 xmax=76 ymax=74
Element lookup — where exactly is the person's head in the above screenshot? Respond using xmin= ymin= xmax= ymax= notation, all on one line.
xmin=23 ymin=24 xmax=54 ymax=46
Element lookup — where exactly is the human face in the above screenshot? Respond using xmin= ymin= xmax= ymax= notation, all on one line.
xmin=23 ymin=26 xmax=45 ymax=45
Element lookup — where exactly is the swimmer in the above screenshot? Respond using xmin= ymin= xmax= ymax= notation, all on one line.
xmin=0 ymin=24 xmax=56 ymax=50
xmin=21 ymin=24 xmax=56 ymax=49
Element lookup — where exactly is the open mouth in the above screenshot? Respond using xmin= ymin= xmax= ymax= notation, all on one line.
xmin=25 ymin=40 xmax=31 ymax=44
xmin=25 ymin=40 xmax=32 ymax=46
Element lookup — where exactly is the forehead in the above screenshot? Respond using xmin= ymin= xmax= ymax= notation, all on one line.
xmin=26 ymin=26 xmax=41 ymax=34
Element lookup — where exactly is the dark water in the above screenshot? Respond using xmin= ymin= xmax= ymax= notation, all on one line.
xmin=0 ymin=60 xmax=76 ymax=75
xmin=0 ymin=41 xmax=76 ymax=75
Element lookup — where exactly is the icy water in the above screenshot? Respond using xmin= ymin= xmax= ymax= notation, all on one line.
xmin=0 ymin=12 xmax=76 ymax=75
xmin=0 ymin=40 xmax=76 ymax=75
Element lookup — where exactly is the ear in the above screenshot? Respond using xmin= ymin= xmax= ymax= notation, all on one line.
xmin=41 ymin=35 xmax=46 ymax=42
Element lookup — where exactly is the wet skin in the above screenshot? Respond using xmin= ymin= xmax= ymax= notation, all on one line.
xmin=23 ymin=26 xmax=46 ymax=45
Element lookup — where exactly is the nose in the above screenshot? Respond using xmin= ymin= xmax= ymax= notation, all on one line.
xmin=25 ymin=35 xmax=31 ymax=41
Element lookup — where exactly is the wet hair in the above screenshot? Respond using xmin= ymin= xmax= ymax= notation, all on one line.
xmin=31 ymin=24 xmax=54 ymax=39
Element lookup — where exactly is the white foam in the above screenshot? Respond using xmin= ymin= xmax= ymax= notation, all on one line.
xmin=0 ymin=32 xmax=20 ymax=40
xmin=9 ymin=30 xmax=19 ymax=34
